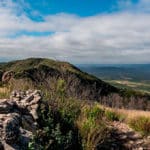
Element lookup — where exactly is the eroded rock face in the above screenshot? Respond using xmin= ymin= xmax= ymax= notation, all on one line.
xmin=0 ymin=90 xmax=41 ymax=150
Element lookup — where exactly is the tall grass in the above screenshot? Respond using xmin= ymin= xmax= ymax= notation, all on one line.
xmin=100 ymin=105 xmax=150 ymax=136
xmin=0 ymin=86 xmax=11 ymax=98
xmin=128 ymin=116 xmax=150 ymax=135
xmin=76 ymin=104 xmax=110 ymax=149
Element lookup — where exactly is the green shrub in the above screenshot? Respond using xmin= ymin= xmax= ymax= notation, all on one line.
xmin=28 ymin=141 xmax=35 ymax=150
xmin=29 ymin=104 xmax=82 ymax=150
xmin=56 ymin=79 xmax=66 ymax=102
xmin=85 ymin=125 xmax=109 ymax=150
xmin=80 ymin=105 xmax=104 ymax=136
xmin=129 ymin=116 xmax=150 ymax=135
xmin=58 ymin=99 xmax=81 ymax=125
xmin=78 ymin=104 xmax=110 ymax=150
xmin=87 ymin=107 xmax=103 ymax=120
xmin=105 ymin=110 xmax=121 ymax=121
xmin=84 ymin=105 xmax=104 ymax=121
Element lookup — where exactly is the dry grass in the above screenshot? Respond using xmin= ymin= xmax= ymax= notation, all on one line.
xmin=114 ymin=108 xmax=150 ymax=120
xmin=99 ymin=104 xmax=150 ymax=120
xmin=0 ymin=87 xmax=8 ymax=93
xmin=97 ymin=104 xmax=150 ymax=135
xmin=0 ymin=87 xmax=11 ymax=98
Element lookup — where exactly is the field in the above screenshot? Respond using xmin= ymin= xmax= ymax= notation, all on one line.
xmin=78 ymin=64 xmax=150 ymax=93
xmin=106 ymin=80 xmax=150 ymax=93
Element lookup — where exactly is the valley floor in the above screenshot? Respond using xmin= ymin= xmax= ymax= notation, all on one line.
xmin=106 ymin=80 xmax=150 ymax=93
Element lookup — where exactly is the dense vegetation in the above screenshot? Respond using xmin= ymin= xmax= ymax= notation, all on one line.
xmin=27 ymin=79 xmax=150 ymax=150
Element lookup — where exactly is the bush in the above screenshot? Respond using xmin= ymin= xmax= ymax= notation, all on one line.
xmin=85 ymin=105 xmax=104 ymax=121
xmin=30 ymin=105 xmax=82 ymax=150
xmin=22 ymin=79 xmax=123 ymax=149
xmin=77 ymin=104 xmax=109 ymax=150
xmin=58 ymin=99 xmax=81 ymax=125
xmin=80 ymin=105 xmax=104 ymax=135
xmin=85 ymin=125 xmax=109 ymax=150
xmin=104 ymin=110 xmax=126 ymax=122
xmin=129 ymin=116 xmax=150 ymax=135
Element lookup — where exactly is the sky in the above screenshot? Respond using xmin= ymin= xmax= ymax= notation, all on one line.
xmin=0 ymin=0 xmax=150 ymax=64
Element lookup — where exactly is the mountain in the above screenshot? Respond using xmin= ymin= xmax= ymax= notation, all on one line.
xmin=0 ymin=58 xmax=118 ymax=100
xmin=0 ymin=58 xmax=150 ymax=110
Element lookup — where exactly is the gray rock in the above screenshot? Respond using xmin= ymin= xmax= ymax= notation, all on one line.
xmin=0 ymin=141 xmax=4 ymax=150
xmin=0 ymin=100 xmax=14 ymax=114
xmin=4 ymin=113 xmax=20 ymax=144
xmin=0 ymin=90 xmax=42 ymax=150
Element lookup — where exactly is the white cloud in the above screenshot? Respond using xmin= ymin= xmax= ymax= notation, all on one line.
xmin=0 ymin=0 xmax=150 ymax=63
xmin=118 ymin=0 xmax=150 ymax=13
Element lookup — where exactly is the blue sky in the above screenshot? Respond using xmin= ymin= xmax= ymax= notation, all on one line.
xmin=16 ymin=0 xmax=138 ymax=20
xmin=22 ymin=0 xmax=119 ymax=17
xmin=0 ymin=0 xmax=150 ymax=63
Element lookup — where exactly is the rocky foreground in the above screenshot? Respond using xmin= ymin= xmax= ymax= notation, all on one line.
xmin=0 ymin=90 xmax=150 ymax=150
xmin=0 ymin=90 xmax=41 ymax=150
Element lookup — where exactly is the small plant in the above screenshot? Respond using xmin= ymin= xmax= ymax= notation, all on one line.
xmin=58 ymin=99 xmax=81 ymax=125
xmin=77 ymin=104 xmax=109 ymax=150
xmin=28 ymin=136 xmax=36 ymax=150
xmin=0 ymin=85 xmax=11 ymax=98
xmin=105 ymin=110 xmax=121 ymax=121
xmin=128 ymin=116 xmax=150 ymax=135
xmin=86 ymin=125 xmax=108 ymax=150
xmin=56 ymin=79 xmax=66 ymax=102
xmin=86 ymin=105 xmax=104 ymax=121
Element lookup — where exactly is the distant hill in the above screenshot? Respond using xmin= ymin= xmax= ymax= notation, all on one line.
xmin=0 ymin=58 xmax=150 ymax=110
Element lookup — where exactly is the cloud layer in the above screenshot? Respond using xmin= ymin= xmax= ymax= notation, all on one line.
xmin=0 ymin=0 xmax=150 ymax=64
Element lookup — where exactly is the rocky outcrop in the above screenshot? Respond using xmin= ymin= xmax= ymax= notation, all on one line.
xmin=2 ymin=71 xmax=14 ymax=83
xmin=0 ymin=90 xmax=41 ymax=150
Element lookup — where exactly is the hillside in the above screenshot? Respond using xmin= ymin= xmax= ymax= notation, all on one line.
xmin=0 ymin=58 xmax=150 ymax=110
xmin=0 ymin=58 xmax=118 ymax=99
xmin=0 ymin=58 xmax=150 ymax=150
